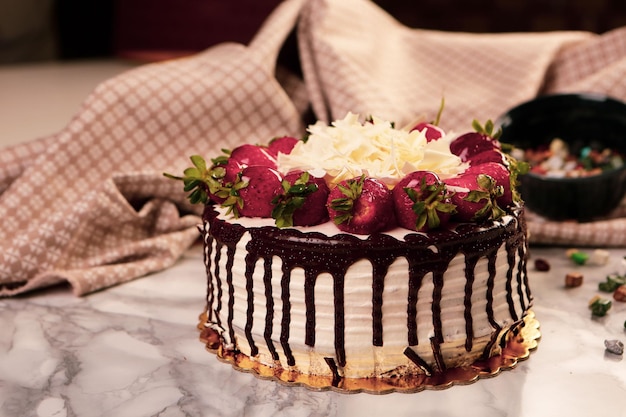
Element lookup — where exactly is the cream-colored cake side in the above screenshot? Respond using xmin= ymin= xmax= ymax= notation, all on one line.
xmin=201 ymin=212 xmax=530 ymax=380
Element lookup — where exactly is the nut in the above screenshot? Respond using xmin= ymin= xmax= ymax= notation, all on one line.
xmin=589 ymin=249 xmax=610 ymax=266
xmin=534 ymin=258 xmax=550 ymax=271
xmin=613 ymin=285 xmax=626 ymax=302
xmin=565 ymin=272 xmax=583 ymax=288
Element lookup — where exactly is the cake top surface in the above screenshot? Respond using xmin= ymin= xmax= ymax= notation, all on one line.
xmin=166 ymin=112 xmax=527 ymax=235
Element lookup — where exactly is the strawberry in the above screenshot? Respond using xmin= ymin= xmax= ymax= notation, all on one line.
xmin=222 ymin=166 xmax=283 ymax=218
xmin=450 ymin=120 xmax=502 ymax=162
xmin=411 ymin=122 xmax=445 ymax=142
xmin=466 ymin=149 xmax=505 ymax=166
xmin=450 ymin=132 xmax=501 ymax=162
xmin=267 ymin=136 xmax=300 ymax=157
xmin=271 ymin=171 xmax=330 ymax=227
xmin=464 ymin=162 xmax=513 ymax=207
xmin=444 ymin=171 xmax=507 ymax=223
xmin=229 ymin=144 xmax=277 ymax=168
xmin=327 ymin=175 xmax=396 ymax=234
xmin=410 ymin=97 xmax=446 ymax=142
xmin=392 ymin=171 xmax=456 ymax=231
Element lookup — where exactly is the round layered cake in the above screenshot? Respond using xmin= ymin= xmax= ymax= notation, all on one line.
xmin=172 ymin=113 xmax=537 ymax=391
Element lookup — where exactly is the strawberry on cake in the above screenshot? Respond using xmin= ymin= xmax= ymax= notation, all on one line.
xmin=168 ymin=113 xmax=535 ymax=392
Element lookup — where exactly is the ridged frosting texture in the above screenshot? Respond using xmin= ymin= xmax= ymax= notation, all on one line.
xmin=202 ymin=206 xmax=531 ymax=379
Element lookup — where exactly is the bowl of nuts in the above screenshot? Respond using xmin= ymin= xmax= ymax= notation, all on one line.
xmin=496 ymin=93 xmax=626 ymax=222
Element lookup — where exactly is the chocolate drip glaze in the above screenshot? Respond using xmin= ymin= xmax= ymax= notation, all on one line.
xmin=407 ymin=269 xmax=426 ymax=346
xmin=226 ymin=245 xmax=238 ymax=348
xmin=263 ymin=257 xmax=279 ymax=360
xmin=244 ymin=254 xmax=257 ymax=356
xmin=505 ymin=240 xmax=519 ymax=322
xmin=485 ymin=252 xmax=500 ymax=331
xmin=463 ymin=255 xmax=479 ymax=352
xmin=212 ymin=240 xmax=223 ymax=327
xmin=333 ymin=272 xmax=346 ymax=367
xmin=280 ymin=269 xmax=295 ymax=366
xmin=516 ymin=245 xmax=527 ymax=313
xmin=203 ymin=229 xmax=214 ymax=323
xmin=202 ymin=205 xmax=529 ymax=374
xmin=304 ymin=270 xmax=317 ymax=347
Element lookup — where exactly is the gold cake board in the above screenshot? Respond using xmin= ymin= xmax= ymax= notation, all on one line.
xmin=198 ymin=310 xmax=540 ymax=394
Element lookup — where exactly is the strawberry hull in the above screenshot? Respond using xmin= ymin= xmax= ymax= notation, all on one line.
xmin=392 ymin=171 xmax=454 ymax=232
xmin=282 ymin=171 xmax=330 ymax=226
xmin=465 ymin=162 xmax=513 ymax=207
xmin=327 ymin=177 xmax=396 ymax=235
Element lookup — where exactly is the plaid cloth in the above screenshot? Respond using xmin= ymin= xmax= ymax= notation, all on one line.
xmin=1 ymin=0 xmax=626 ymax=296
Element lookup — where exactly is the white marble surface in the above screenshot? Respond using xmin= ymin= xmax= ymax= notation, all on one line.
xmin=1 ymin=61 xmax=625 ymax=417
xmin=1 ymin=245 xmax=625 ymax=417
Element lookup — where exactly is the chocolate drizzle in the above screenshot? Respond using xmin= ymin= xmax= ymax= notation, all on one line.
xmin=462 ymin=254 xmax=479 ymax=352
xmin=244 ymin=254 xmax=257 ymax=356
xmin=280 ymin=269 xmax=296 ymax=366
xmin=505 ymin=239 xmax=519 ymax=322
xmin=304 ymin=271 xmax=317 ymax=347
xmin=202 ymin=227 xmax=214 ymax=323
xmin=485 ymin=251 xmax=501 ymax=331
xmin=263 ymin=257 xmax=279 ymax=360
xmin=201 ymin=205 xmax=530 ymax=375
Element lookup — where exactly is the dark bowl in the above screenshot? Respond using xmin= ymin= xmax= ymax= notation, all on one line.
xmin=496 ymin=93 xmax=626 ymax=222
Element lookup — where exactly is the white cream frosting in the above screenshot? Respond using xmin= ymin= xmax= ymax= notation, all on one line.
xmin=204 ymin=217 xmax=529 ymax=379
xmin=276 ymin=112 xmax=468 ymax=186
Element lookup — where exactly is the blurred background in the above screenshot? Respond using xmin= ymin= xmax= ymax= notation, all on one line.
xmin=1 ymin=0 xmax=626 ymax=64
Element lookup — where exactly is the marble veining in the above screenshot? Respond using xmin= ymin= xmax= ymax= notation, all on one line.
xmin=1 ymin=245 xmax=625 ymax=417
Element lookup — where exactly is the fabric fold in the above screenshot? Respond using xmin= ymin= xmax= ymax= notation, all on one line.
xmin=3 ymin=0 xmax=626 ymax=296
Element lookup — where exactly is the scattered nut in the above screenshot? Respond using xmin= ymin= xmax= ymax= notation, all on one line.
xmin=599 ymin=274 xmax=626 ymax=292
xmin=565 ymin=272 xmax=583 ymax=288
xmin=588 ymin=249 xmax=610 ymax=266
xmin=570 ymin=251 xmax=589 ymax=265
xmin=589 ymin=295 xmax=612 ymax=317
xmin=534 ymin=258 xmax=550 ymax=271
xmin=604 ymin=339 xmax=624 ymax=355
xmin=613 ymin=284 xmax=626 ymax=302
xmin=565 ymin=248 xmax=579 ymax=258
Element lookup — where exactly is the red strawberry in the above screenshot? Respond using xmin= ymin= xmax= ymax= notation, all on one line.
xmin=229 ymin=144 xmax=277 ymax=168
xmin=392 ymin=171 xmax=456 ymax=231
xmin=464 ymin=162 xmax=513 ymax=207
xmin=222 ymin=166 xmax=283 ymax=218
xmin=327 ymin=176 xmax=396 ymax=234
xmin=466 ymin=149 xmax=505 ymax=166
xmin=450 ymin=132 xmax=501 ymax=162
xmin=411 ymin=122 xmax=445 ymax=142
xmin=444 ymin=171 xmax=506 ymax=223
xmin=267 ymin=136 xmax=300 ymax=157
xmin=271 ymin=171 xmax=330 ymax=227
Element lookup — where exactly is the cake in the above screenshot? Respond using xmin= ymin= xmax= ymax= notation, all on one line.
xmin=171 ymin=113 xmax=536 ymax=391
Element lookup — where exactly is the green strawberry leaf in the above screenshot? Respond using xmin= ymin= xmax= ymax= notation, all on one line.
xmin=330 ymin=175 xmax=365 ymax=225
xmin=472 ymin=119 xmax=502 ymax=140
xmin=465 ymin=174 xmax=506 ymax=221
xmin=271 ymin=172 xmax=319 ymax=228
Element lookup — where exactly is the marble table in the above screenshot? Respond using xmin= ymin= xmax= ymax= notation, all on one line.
xmin=1 ymin=61 xmax=625 ymax=417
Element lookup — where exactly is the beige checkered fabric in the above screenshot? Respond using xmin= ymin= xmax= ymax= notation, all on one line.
xmin=2 ymin=0 xmax=626 ymax=296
